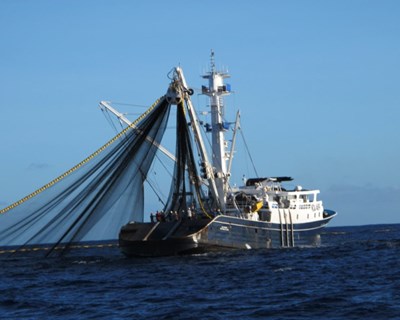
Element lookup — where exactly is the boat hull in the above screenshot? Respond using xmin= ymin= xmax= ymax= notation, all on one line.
xmin=119 ymin=212 xmax=336 ymax=257
xmin=119 ymin=219 xmax=212 ymax=257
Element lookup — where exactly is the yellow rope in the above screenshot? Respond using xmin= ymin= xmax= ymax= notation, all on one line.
xmin=0 ymin=97 xmax=164 ymax=214
xmin=196 ymin=186 xmax=213 ymax=219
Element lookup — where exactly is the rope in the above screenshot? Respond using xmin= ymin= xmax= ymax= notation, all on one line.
xmin=0 ymin=242 xmax=118 ymax=255
xmin=0 ymin=97 xmax=165 ymax=214
xmin=195 ymin=186 xmax=213 ymax=219
xmin=101 ymin=107 xmax=121 ymax=134
xmin=239 ymin=129 xmax=259 ymax=177
xmin=145 ymin=178 xmax=166 ymax=206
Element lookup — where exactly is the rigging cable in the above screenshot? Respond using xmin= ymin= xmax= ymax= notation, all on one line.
xmin=111 ymin=102 xmax=149 ymax=108
xmin=145 ymin=177 xmax=166 ymax=206
xmin=101 ymin=107 xmax=122 ymax=135
xmin=239 ymin=128 xmax=259 ymax=177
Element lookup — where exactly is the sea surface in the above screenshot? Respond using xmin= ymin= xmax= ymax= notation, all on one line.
xmin=1 ymin=224 xmax=400 ymax=319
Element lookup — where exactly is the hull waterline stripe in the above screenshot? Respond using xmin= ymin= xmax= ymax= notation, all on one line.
xmin=212 ymin=215 xmax=334 ymax=232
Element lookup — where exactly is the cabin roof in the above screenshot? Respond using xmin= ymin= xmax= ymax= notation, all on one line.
xmin=245 ymin=176 xmax=293 ymax=186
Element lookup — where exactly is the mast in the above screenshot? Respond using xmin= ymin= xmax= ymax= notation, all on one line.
xmin=202 ymin=51 xmax=232 ymax=208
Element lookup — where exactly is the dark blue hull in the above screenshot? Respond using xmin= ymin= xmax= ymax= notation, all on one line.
xmin=199 ymin=214 xmax=335 ymax=250
xmin=119 ymin=211 xmax=336 ymax=257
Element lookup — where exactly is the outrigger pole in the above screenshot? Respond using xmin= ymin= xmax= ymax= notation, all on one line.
xmin=99 ymin=101 xmax=176 ymax=162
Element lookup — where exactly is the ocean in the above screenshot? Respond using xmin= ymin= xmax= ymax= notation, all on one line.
xmin=1 ymin=224 xmax=400 ymax=319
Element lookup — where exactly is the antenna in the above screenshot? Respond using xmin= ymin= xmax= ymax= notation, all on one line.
xmin=210 ymin=49 xmax=215 ymax=72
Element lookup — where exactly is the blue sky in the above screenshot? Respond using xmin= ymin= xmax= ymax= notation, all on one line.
xmin=1 ymin=0 xmax=399 ymax=226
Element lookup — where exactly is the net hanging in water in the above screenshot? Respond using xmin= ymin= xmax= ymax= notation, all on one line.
xmin=163 ymin=100 xmax=209 ymax=217
xmin=0 ymin=97 xmax=171 ymax=253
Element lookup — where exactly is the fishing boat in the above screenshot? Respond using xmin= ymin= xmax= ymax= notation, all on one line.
xmin=118 ymin=53 xmax=337 ymax=256
xmin=0 ymin=52 xmax=336 ymax=257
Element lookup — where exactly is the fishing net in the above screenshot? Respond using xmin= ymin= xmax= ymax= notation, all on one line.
xmin=0 ymin=97 xmax=171 ymax=253
xmin=163 ymin=101 xmax=209 ymax=218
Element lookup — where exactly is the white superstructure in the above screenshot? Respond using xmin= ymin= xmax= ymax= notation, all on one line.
xmin=227 ymin=177 xmax=324 ymax=224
